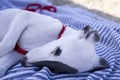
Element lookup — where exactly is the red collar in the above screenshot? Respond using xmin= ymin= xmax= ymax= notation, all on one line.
xmin=14 ymin=44 xmax=28 ymax=55
xmin=14 ymin=25 xmax=66 ymax=55
xmin=58 ymin=25 xmax=66 ymax=39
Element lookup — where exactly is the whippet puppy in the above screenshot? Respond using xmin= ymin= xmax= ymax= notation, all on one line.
xmin=0 ymin=8 xmax=109 ymax=77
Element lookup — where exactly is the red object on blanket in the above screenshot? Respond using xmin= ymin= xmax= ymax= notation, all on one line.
xmin=25 ymin=3 xmax=42 ymax=12
xmin=41 ymin=6 xmax=56 ymax=12
xmin=25 ymin=3 xmax=56 ymax=12
xmin=14 ymin=25 xmax=66 ymax=55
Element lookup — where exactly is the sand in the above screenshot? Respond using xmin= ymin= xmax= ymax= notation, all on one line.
xmin=50 ymin=0 xmax=120 ymax=23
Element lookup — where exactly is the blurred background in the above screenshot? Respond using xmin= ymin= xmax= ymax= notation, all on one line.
xmin=50 ymin=0 xmax=120 ymax=23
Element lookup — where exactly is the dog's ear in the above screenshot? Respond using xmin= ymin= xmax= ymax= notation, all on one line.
xmin=82 ymin=25 xmax=100 ymax=43
xmin=85 ymin=30 xmax=100 ymax=43
xmin=79 ymin=25 xmax=91 ymax=39
xmin=82 ymin=25 xmax=90 ymax=34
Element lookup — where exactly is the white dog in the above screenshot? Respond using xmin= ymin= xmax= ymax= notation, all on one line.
xmin=0 ymin=8 xmax=109 ymax=77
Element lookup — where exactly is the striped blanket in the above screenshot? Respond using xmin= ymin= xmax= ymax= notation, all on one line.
xmin=1 ymin=0 xmax=120 ymax=80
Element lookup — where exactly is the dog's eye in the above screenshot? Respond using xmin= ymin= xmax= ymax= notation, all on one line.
xmin=51 ymin=47 xmax=62 ymax=56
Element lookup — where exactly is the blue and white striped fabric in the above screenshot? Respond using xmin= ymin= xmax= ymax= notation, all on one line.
xmin=1 ymin=0 xmax=120 ymax=80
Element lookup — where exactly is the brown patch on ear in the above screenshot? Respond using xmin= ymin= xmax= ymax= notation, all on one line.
xmin=83 ymin=25 xmax=90 ymax=34
xmin=94 ymin=31 xmax=100 ymax=42
xmin=85 ymin=30 xmax=100 ymax=42
xmin=85 ymin=31 xmax=94 ymax=39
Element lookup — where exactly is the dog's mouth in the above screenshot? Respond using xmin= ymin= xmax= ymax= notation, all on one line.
xmin=21 ymin=57 xmax=78 ymax=74
xmin=21 ymin=57 xmax=32 ymax=67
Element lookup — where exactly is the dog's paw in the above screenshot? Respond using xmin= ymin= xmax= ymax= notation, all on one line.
xmin=0 ymin=66 xmax=8 ymax=77
xmin=0 ymin=43 xmax=11 ymax=57
xmin=0 ymin=57 xmax=10 ymax=77
xmin=0 ymin=51 xmax=8 ymax=58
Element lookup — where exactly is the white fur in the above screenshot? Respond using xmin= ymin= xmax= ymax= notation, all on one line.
xmin=25 ymin=30 xmax=100 ymax=72
xmin=0 ymin=8 xmax=103 ymax=77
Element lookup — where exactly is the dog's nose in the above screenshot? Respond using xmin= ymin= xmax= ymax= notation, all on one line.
xmin=99 ymin=58 xmax=109 ymax=69
xmin=21 ymin=57 xmax=27 ymax=67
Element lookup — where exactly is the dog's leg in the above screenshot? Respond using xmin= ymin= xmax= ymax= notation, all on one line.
xmin=0 ymin=51 xmax=24 ymax=77
xmin=0 ymin=12 xmax=29 ymax=57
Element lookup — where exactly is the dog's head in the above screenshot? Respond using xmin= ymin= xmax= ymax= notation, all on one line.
xmin=21 ymin=26 xmax=109 ymax=74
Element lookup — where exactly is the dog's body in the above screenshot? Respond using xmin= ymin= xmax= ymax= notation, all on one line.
xmin=0 ymin=9 xmax=65 ymax=53
xmin=0 ymin=9 xmax=109 ymax=77
xmin=0 ymin=8 xmax=77 ymax=77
